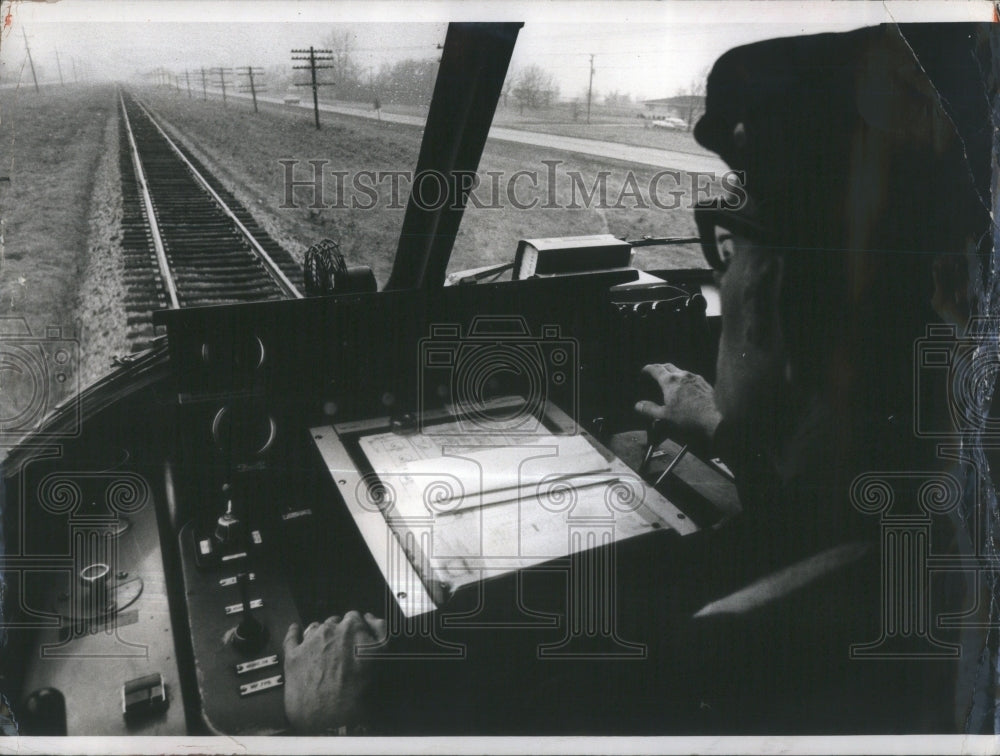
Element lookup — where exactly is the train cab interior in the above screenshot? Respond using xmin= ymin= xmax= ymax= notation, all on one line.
xmin=0 ymin=19 xmax=993 ymax=739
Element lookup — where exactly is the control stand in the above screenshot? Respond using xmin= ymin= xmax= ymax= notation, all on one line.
xmin=177 ymin=491 xmax=300 ymax=735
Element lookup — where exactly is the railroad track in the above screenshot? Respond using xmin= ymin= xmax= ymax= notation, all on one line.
xmin=118 ymin=90 xmax=303 ymax=348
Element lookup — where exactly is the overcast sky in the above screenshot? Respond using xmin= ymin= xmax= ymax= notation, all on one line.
xmin=0 ymin=1 xmax=991 ymax=100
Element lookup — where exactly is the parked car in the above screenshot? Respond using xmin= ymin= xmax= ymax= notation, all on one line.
xmin=651 ymin=116 xmax=688 ymax=129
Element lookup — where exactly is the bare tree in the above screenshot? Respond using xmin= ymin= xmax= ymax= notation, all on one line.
xmin=375 ymin=57 xmax=437 ymax=106
xmin=321 ymin=29 xmax=365 ymax=99
xmin=603 ymin=90 xmax=632 ymax=107
xmin=267 ymin=63 xmax=293 ymax=93
xmin=676 ymin=66 xmax=710 ymax=131
xmin=511 ymin=65 xmax=559 ymax=114
xmin=501 ymin=77 xmax=513 ymax=109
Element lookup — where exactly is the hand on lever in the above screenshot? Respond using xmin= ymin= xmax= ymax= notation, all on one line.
xmin=283 ymin=611 xmax=387 ymax=733
xmin=634 ymin=363 xmax=721 ymax=455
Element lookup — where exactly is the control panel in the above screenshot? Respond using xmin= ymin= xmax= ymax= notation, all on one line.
xmin=152 ymin=268 xmax=722 ymax=734
xmin=178 ymin=507 xmax=299 ymax=735
xmin=8 ymin=422 xmax=188 ymax=736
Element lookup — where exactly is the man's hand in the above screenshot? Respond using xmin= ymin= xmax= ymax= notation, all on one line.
xmin=283 ymin=611 xmax=387 ymax=733
xmin=634 ymin=363 xmax=722 ymax=450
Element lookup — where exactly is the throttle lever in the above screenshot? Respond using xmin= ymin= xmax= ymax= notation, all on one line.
xmin=232 ymin=571 xmax=267 ymax=654
xmin=637 ymin=368 xmax=670 ymax=474
xmin=639 ymin=418 xmax=671 ymax=474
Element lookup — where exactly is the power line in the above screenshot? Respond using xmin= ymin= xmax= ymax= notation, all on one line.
xmin=54 ymin=47 xmax=64 ymax=86
xmin=291 ymin=46 xmax=334 ymax=130
xmin=587 ymin=53 xmax=595 ymax=124
xmin=238 ymin=66 xmax=265 ymax=113
xmin=212 ymin=67 xmax=234 ymax=105
xmin=21 ymin=27 xmax=38 ymax=93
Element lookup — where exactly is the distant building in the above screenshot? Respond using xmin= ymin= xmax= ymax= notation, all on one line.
xmin=641 ymin=95 xmax=706 ymax=129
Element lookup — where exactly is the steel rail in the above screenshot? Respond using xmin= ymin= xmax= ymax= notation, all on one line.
xmin=119 ymin=91 xmax=182 ymax=309
xmin=131 ymin=97 xmax=304 ymax=300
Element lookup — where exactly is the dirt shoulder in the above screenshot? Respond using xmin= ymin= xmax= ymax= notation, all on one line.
xmin=75 ymin=96 xmax=129 ymax=389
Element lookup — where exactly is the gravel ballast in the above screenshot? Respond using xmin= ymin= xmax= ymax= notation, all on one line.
xmin=74 ymin=99 xmax=130 ymax=389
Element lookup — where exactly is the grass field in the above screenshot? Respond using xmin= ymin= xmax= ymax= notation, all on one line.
xmin=140 ymin=87 xmax=708 ymax=283
xmin=0 ymin=84 xmax=115 ymax=433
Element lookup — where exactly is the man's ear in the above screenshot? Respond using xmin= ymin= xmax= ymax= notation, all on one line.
xmin=744 ymin=251 xmax=785 ymax=349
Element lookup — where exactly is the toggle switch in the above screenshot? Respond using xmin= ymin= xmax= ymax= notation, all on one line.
xmin=214 ymin=485 xmax=243 ymax=550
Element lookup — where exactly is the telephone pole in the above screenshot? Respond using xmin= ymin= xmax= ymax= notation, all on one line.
xmin=185 ymin=69 xmax=192 ymax=98
xmin=213 ymin=67 xmax=233 ymax=105
xmin=21 ymin=27 xmax=39 ymax=93
xmin=199 ymin=67 xmax=208 ymax=99
xmin=238 ymin=66 xmax=264 ymax=113
xmin=291 ymin=46 xmax=334 ymax=130
xmin=71 ymin=57 xmax=79 ymax=84
xmin=368 ymin=66 xmax=381 ymax=124
xmin=54 ymin=47 xmax=64 ymax=86
xmin=587 ymin=53 xmax=595 ymax=125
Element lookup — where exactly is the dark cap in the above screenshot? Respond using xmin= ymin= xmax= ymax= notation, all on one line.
xmin=694 ymin=24 xmax=990 ymax=254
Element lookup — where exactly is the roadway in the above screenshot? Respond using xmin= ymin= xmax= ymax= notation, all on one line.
xmin=201 ymin=87 xmax=729 ymax=175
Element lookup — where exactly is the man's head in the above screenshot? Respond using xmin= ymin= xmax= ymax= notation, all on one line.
xmin=695 ymin=196 xmax=786 ymax=427
xmin=694 ymin=24 xmax=992 ymax=437
xmin=713 ymin=233 xmax=785 ymax=427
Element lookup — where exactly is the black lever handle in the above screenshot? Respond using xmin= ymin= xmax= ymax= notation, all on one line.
xmin=232 ymin=571 xmax=267 ymax=654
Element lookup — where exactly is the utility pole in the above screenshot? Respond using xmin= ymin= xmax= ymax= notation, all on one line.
xmin=238 ymin=66 xmax=264 ymax=113
xmin=213 ymin=67 xmax=233 ymax=105
xmin=587 ymin=53 xmax=595 ymax=125
xmin=21 ymin=27 xmax=39 ymax=93
xmin=291 ymin=46 xmax=334 ymax=130
xmin=54 ymin=47 xmax=64 ymax=86
xmin=71 ymin=57 xmax=78 ymax=83
xmin=369 ymin=66 xmax=381 ymax=125
xmin=199 ymin=67 xmax=208 ymax=99
xmin=0 ymin=175 xmax=10 ymax=280
xmin=185 ymin=69 xmax=192 ymax=98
